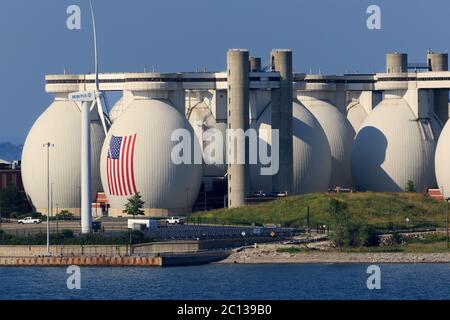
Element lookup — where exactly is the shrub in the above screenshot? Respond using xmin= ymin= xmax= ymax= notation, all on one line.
xmin=361 ymin=225 xmax=380 ymax=247
xmin=345 ymin=223 xmax=362 ymax=247
xmin=406 ymin=180 xmax=416 ymax=192
xmin=391 ymin=231 xmax=404 ymax=245
xmin=55 ymin=210 xmax=74 ymax=221
xmin=61 ymin=229 xmax=74 ymax=239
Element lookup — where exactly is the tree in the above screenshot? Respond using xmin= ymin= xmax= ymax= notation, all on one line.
xmin=406 ymin=180 xmax=416 ymax=192
xmin=328 ymin=199 xmax=350 ymax=250
xmin=123 ymin=192 xmax=145 ymax=218
xmin=0 ymin=186 xmax=21 ymax=217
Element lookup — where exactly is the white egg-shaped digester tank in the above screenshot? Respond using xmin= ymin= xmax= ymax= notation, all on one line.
xmin=108 ymin=97 xmax=124 ymax=124
xmin=347 ymin=101 xmax=368 ymax=135
xmin=298 ymin=95 xmax=354 ymax=188
xmin=108 ymin=91 xmax=134 ymax=124
xmin=187 ymin=99 xmax=227 ymax=177
xmin=352 ymin=95 xmax=441 ymax=192
xmin=22 ymin=98 xmax=105 ymax=215
xmin=434 ymin=120 xmax=450 ymax=198
xmin=100 ymin=98 xmax=202 ymax=217
xmin=251 ymin=101 xmax=332 ymax=194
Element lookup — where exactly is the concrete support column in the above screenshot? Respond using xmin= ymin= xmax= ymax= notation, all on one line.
xmin=227 ymin=49 xmax=249 ymax=208
xmin=428 ymin=52 xmax=449 ymax=124
xmin=270 ymin=49 xmax=293 ymax=195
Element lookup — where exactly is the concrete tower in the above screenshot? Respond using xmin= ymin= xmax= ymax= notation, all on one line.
xmin=427 ymin=52 xmax=448 ymax=71
xmin=227 ymin=49 xmax=250 ymax=208
xmin=386 ymin=53 xmax=408 ymax=73
xmin=427 ymin=52 xmax=449 ymax=124
xmin=249 ymin=57 xmax=262 ymax=72
xmin=270 ymin=49 xmax=293 ymax=194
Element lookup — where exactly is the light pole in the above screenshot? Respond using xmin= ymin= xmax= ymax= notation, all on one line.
xmin=56 ymin=203 xmax=59 ymax=237
xmin=43 ymin=142 xmax=54 ymax=255
xmin=51 ymin=182 xmax=54 ymax=219
xmin=446 ymin=197 xmax=449 ymax=249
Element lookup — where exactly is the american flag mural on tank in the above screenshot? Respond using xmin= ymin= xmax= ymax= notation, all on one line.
xmin=107 ymin=134 xmax=138 ymax=196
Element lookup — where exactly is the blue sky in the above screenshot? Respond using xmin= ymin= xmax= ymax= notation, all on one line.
xmin=0 ymin=0 xmax=449 ymax=144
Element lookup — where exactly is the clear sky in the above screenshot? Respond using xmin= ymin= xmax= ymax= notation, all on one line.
xmin=1 ymin=0 xmax=449 ymax=144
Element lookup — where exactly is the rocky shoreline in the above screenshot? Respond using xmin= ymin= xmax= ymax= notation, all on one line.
xmin=217 ymin=246 xmax=450 ymax=264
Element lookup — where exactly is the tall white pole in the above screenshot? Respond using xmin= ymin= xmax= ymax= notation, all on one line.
xmin=43 ymin=142 xmax=53 ymax=255
xmin=81 ymin=101 xmax=92 ymax=234
xmin=47 ymin=144 xmax=50 ymax=253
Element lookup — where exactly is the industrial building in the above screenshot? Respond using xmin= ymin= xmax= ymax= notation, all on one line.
xmin=20 ymin=50 xmax=450 ymax=217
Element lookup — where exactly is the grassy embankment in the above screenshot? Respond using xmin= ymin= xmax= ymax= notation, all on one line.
xmin=191 ymin=192 xmax=447 ymax=230
xmin=192 ymin=192 xmax=450 ymax=253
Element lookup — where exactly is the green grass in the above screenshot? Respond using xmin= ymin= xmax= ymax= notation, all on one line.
xmin=191 ymin=192 xmax=448 ymax=229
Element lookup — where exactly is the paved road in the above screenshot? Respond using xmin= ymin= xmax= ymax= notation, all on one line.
xmin=0 ymin=218 xmax=303 ymax=240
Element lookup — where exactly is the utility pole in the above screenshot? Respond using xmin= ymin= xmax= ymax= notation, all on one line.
xmin=43 ymin=142 xmax=54 ymax=255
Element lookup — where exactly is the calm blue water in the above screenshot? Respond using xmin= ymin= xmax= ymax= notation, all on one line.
xmin=0 ymin=264 xmax=449 ymax=300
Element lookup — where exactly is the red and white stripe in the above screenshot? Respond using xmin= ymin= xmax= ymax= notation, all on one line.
xmin=107 ymin=134 xmax=138 ymax=196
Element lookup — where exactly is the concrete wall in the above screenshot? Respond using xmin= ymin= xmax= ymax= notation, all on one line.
xmin=0 ymin=241 xmax=197 ymax=257
xmin=0 ymin=245 xmax=129 ymax=257
xmin=132 ymin=241 xmax=199 ymax=255
xmin=0 ymin=238 xmax=280 ymax=257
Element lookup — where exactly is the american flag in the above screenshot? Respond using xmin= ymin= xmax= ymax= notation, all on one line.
xmin=107 ymin=134 xmax=138 ymax=196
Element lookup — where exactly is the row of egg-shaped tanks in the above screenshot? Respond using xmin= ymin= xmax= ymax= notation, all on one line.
xmin=250 ymin=93 xmax=445 ymax=195
xmin=21 ymin=97 xmax=203 ymax=216
xmin=183 ymin=92 xmax=354 ymax=194
xmin=21 ymin=90 xmax=450 ymax=217
xmin=22 ymin=90 xmax=352 ymax=217
xmin=220 ymin=92 xmax=444 ymax=195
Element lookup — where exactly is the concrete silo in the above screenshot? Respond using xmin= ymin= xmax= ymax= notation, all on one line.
xmin=22 ymin=98 xmax=105 ymax=215
xmin=386 ymin=53 xmax=408 ymax=73
xmin=100 ymin=97 xmax=202 ymax=217
xmin=250 ymin=101 xmax=331 ymax=194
